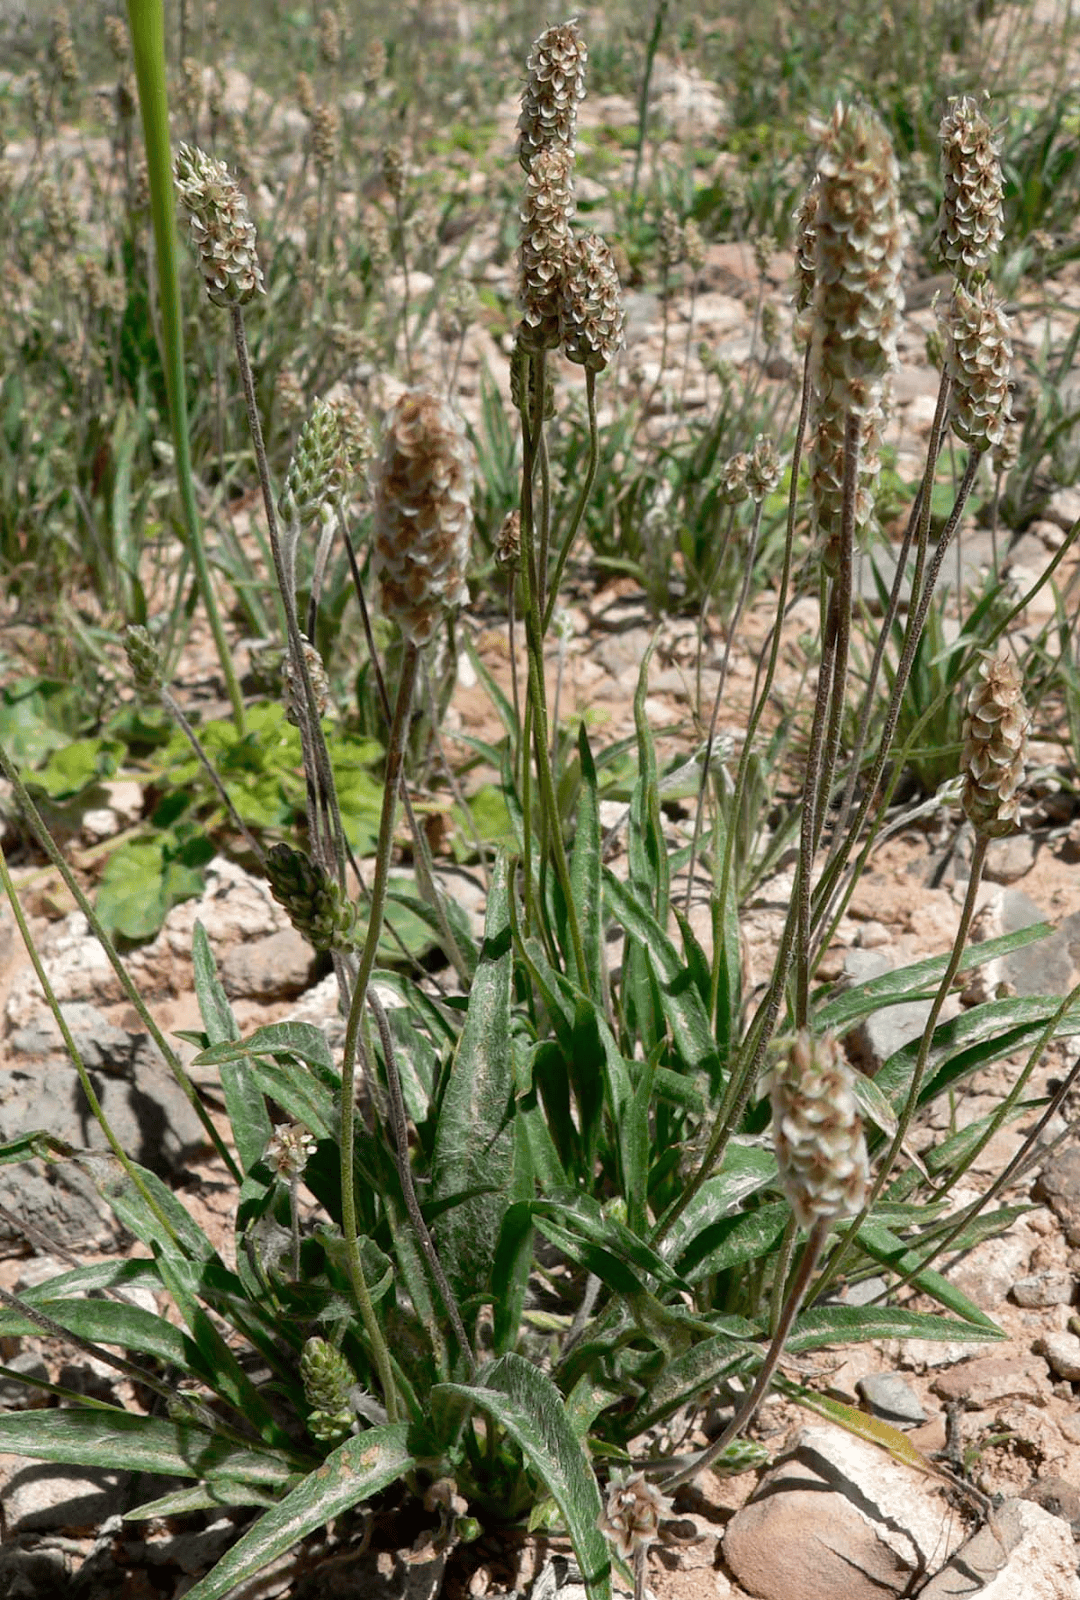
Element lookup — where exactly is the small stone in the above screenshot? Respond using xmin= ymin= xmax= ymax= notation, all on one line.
xmin=1011 ymin=1272 xmax=1075 ymax=1308
xmin=918 ymin=1498 xmax=1079 ymax=1600
xmin=1026 ymin=1474 xmax=1080 ymax=1536
xmin=219 ymin=925 xmax=317 ymax=999
xmin=1034 ymin=1143 xmax=1080 ymax=1247
xmin=855 ymin=1373 xmax=927 ymax=1428
xmin=1035 ymin=1330 xmax=1080 ymax=1382
xmin=722 ymin=1425 xmax=964 ymax=1600
xmin=1 ymin=1460 xmax=125 ymax=1534
xmin=931 ymin=1355 xmax=1045 ymax=1408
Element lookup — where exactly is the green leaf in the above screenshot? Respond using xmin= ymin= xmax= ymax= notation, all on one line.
xmin=677 ymin=1202 xmax=790 ymax=1283
xmin=569 ymin=721 xmax=603 ymax=1005
xmin=192 ymin=922 xmax=271 ymax=1175
xmin=603 ymin=871 xmax=722 ymax=1088
xmin=787 ymin=1303 xmax=1004 ymax=1351
xmin=194 ymin=1020 xmax=337 ymax=1078
xmin=430 ymin=852 xmax=515 ymax=1311
xmin=125 ymin=1480 xmax=283 ymax=1520
xmin=625 ymin=1330 xmax=756 ymax=1436
xmin=178 ymin=1425 xmax=414 ymax=1600
xmin=0 ymin=1410 xmax=291 ymax=1483
xmin=874 ymin=996 xmax=1080 ymax=1110
xmin=96 ymin=833 xmax=212 ymax=940
xmin=436 ymin=1355 xmax=610 ymax=1600
xmin=659 ymin=1144 xmax=778 ymax=1264
xmin=814 ymin=924 xmax=1054 ymax=1032
xmin=855 ymin=1221 xmax=1002 ymax=1332
xmin=0 ymin=1296 xmax=195 ymax=1366
xmin=32 ymin=736 xmax=124 ymax=800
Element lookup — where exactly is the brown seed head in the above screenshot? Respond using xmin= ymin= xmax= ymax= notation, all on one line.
xmin=318 ymin=4 xmax=342 ymax=66
xmin=746 ymin=434 xmax=781 ymax=503
xmin=769 ymin=1031 xmax=870 ymax=1229
xmin=598 ymin=1470 xmax=673 ymax=1560
xmin=793 ymin=180 xmax=819 ymax=313
xmin=518 ymin=145 xmax=575 ymax=352
xmin=174 ymin=143 xmax=264 ymax=308
xmin=518 ymin=19 xmax=588 ymax=172
xmin=961 ymin=651 xmax=1030 ymax=837
xmin=296 ymin=70 xmax=316 ymax=118
xmin=938 ymin=96 xmax=1004 ymax=281
xmin=311 ymin=104 xmax=339 ymax=173
xmin=496 ymin=510 xmax=522 ymax=571
xmin=807 ymin=104 xmax=903 ymax=546
xmin=50 ymin=10 xmax=79 ymax=87
xmin=372 ymin=391 xmax=475 ymax=645
xmin=943 ymin=280 xmax=1013 ymax=453
xmin=717 ymin=451 xmax=750 ymax=505
xmin=561 ymin=231 xmax=625 ymax=371
xmin=104 ymin=14 xmax=128 ymax=62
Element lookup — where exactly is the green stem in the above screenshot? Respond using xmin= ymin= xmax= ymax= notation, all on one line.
xmin=664 ymin=1217 xmax=829 ymax=1490
xmin=813 ymin=833 xmax=989 ymax=1302
xmin=338 ymin=642 xmax=421 ymax=1423
xmin=126 ymin=0 xmax=244 ymax=731
xmin=542 ymin=369 xmax=600 ymax=634
xmin=629 ymin=0 xmax=670 ymax=212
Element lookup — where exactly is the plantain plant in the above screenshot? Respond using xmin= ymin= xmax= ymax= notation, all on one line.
xmin=0 ymin=17 xmax=1078 ymax=1600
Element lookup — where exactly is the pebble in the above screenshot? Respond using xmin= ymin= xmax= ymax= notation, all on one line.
xmin=1036 ymin=1331 xmax=1080 ymax=1382
xmin=855 ymin=1373 xmax=927 ymax=1428
xmin=1011 ymin=1271 xmax=1075 ymax=1308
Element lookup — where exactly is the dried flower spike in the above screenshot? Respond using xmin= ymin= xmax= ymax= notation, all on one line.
xmin=961 ymin=651 xmax=1030 ymax=837
xmin=746 ymin=434 xmax=781 ymax=502
xmin=598 ymin=1470 xmax=673 ymax=1560
xmin=793 ymin=180 xmax=819 ymax=313
xmin=807 ymin=102 xmax=904 ymax=545
xmin=284 ymin=641 xmax=330 ymax=726
xmin=372 ymin=391 xmax=475 ymax=646
xmin=174 ymin=143 xmax=264 ymax=308
xmin=769 ymin=1031 xmax=870 ymax=1229
xmin=311 ymin=105 xmax=340 ymax=173
xmin=518 ymin=144 xmax=575 ymax=352
xmin=561 ymin=231 xmax=625 ymax=371
xmin=943 ymin=280 xmax=1013 ymax=453
xmin=264 ymin=1123 xmax=316 ymax=1180
xmin=938 ymin=96 xmax=1004 ymax=281
xmin=517 ymin=19 xmax=588 ymax=172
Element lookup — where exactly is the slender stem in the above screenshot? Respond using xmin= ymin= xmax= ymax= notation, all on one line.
xmin=368 ymin=990 xmax=476 ymax=1375
xmin=709 ymin=341 xmax=813 ymax=1023
xmin=664 ymin=1218 xmax=829 ymax=1490
xmin=231 ymin=307 xmax=348 ymax=889
xmin=542 ymin=369 xmax=600 ymax=634
xmin=160 ymin=688 xmax=265 ymax=862
xmin=394 ymin=191 xmax=414 ymax=382
xmin=813 ymin=834 xmax=989 ymax=1301
xmin=629 ymin=0 xmax=670 ymax=210
xmin=684 ymin=499 xmax=764 ymax=918
xmin=126 ymin=0 xmax=244 ymax=730
xmin=810 ymin=448 xmax=982 ymax=933
xmin=337 ymin=643 xmax=421 ymax=1422
xmin=518 ymin=351 xmax=587 ymax=984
